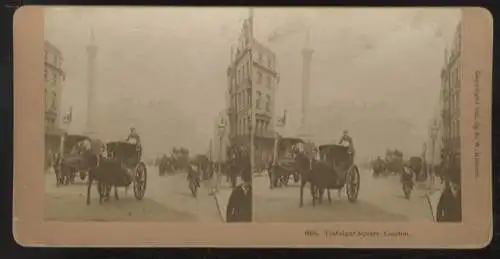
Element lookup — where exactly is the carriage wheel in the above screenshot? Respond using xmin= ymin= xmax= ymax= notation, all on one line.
xmin=133 ymin=162 xmax=147 ymax=200
xmin=346 ymin=166 xmax=360 ymax=203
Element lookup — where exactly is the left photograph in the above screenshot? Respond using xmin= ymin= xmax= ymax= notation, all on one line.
xmin=43 ymin=7 xmax=252 ymax=222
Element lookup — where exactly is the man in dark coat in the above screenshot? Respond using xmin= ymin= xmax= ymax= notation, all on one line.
xmin=226 ymin=161 xmax=252 ymax=223
xmin=436 ymin=153 xmax=462 ymax=222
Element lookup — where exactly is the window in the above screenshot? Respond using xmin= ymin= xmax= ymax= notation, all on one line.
xmin=257 ymin=71 xmax=262 ymax=84
xmin=239 ymin=93 xmax=243 ymax=111
xmin=246 ymin=61 xmax=250 ymax=79
xmin=243 ymin=91 xmax=247 ymax=110
xmin=266 ymin=95 xmax=271 ymax=112
xmin=44 ymin=88 xmax=48 ymax=109
xmin=237 ymin=93 xmax=240 ymax=111
xmin=268 ymin=56 xmax=273 ymax=68
xmin=51 ymin=72 xmax=57 ymax=84
xmin=237 ymin=118 xmax=241 ymax=136
xmin=242 ymin=118 xmax=246 ymax=135
xmin=247 ymin=89 xmax=251 ymax=107
xmin=51 ymin=89 xmax=57 ymax=110
xmin=258 ymin=52 xmax=262 ymax=63
xmin=256 ymin=91 xmax=262 ymax=109
xmin=237 ymin=68 xmax=241 ymax=84
xmin=266 ymin=76 xmax=271 ymax=88
xmin=44 ymin=67 xmax=48 ymax=81
xmin=44 ymin=50 xmax=48 ymax=63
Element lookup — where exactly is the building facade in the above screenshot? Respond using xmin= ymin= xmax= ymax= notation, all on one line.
xmin=44 ymin=40 xmax=66 ymax=168
xmin=227 ymin=16 xmax=279 ymax=170
xmin=440 ymin=21 xmax=462 ymax=172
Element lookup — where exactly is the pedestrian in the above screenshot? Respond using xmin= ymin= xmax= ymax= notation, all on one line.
xmin=436 ymin=153 xmax=461 ymax=222
xmin=226 ymin=172 xmax=252 ymax=223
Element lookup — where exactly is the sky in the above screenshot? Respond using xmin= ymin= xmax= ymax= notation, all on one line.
xmin=44 ymin=7 xmax=461 ymax=159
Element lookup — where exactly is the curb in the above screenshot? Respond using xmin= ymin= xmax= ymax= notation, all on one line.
xmin=211 ymin=192 xmax=226 ymax=222
xmin=212 ymin=188 xmax=233 ymax=223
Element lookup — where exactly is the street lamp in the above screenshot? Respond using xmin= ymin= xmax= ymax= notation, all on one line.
xmin=216 ymin=117 xmax=226 ymax=192
xmin=218 ymin=118 xmax=227 ymax=168
xmin=247 ymin=111 xmax=253 ymax=160
xmin=430 ymin=121 xmax=439 ymax=188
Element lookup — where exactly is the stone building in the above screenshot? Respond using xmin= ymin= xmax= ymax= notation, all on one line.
xmin=440 ymin=21 xmax=462 ymax=184
xmin=441 ymin=22 xmax=462 ymax=161
xmin=44 ymin=40 xmax=66 ymax=167
xmin=226 ymin=14 xmax=279 ymax=170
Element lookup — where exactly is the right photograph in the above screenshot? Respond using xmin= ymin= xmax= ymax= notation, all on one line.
xmin=247 ymin=8 xmax=463 ymax=223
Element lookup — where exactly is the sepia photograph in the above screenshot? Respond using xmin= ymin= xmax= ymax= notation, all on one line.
xmin=248 ymin=8 xmax=463 ymax=223
xmin=43 ymin=7 xmax=254 ymax=222
xmin=13 ymin=6 xmax=492 ymax=247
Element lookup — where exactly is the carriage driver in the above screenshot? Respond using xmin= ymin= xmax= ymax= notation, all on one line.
xmin=338 ymin=130 xmax=355 ymax=165
xmin=124 ymin=127 xmax=142 ymax=182
xmin=126 ymin=127 xmax=142 ymax=157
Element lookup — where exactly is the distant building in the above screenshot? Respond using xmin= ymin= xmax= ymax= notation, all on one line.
xmin=44 ymin=40 xmax=66 ymax=158
xmin=440 ymin=22 xmax=461 ymax=160
xmin=227 ymin=15 xmax=279 ymax=170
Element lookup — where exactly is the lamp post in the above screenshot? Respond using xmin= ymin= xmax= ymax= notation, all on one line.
xmin=248 ymin=111 xmax=253 ymax=178
xmin=216 ymin=117 xmax=226 ymax=193
xmin=430 ymin=121 xmax=439 ymax=188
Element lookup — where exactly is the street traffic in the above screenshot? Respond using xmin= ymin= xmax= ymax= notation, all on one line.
xmin=253 ymin=167 xmax=437 ymax=222
xmin=44 ymin=166 xmax=230 ymax=222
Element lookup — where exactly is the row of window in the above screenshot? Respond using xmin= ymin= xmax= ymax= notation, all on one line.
xmin=232 ymin=90 xmax=271 ymax=113
xmin=44 ymin=87 xmax=58 ymax=111
xmin=44 ymin=67 xmax=60 ymax=85
xmin=446 ymin=119 xmax=460 ymax=141
xmin=234 ymin=117 xmax=270 ymax=137
xmin=235 ymin=63 xmax=273 ymax=88
xmin=255 ymin=91 xmax=271 ymax=112
xmin=45 ymin=117 xmax=57 ymax=127
xmin=44 ymin=49 xmax=62 ymax=68
xmin=256 ymin=51 xmax=274 ymax=69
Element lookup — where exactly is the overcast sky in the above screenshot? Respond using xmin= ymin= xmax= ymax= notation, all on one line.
xmin=44 ymin=7 xmax=461 ymax=157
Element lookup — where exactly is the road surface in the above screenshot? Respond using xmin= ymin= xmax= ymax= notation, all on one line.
xmin=44 ymin=166 xmax=226 ymax=222
xmin=253 ymin=168 xmax=436 ymax=222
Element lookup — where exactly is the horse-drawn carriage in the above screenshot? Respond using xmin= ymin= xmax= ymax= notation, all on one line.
xmin=372 ymin=157 xmax=387 ymax=178
xmin=86 ymin=141 xmax=147 ymax=205
xmin=268 ymin=137 xmax=304 ymax=188
xmin=385 ymin=149 xmax=404 ymax=175
xmin=54 ymin=134 xmax=103 ymax=186
xmin=300 ymin=144 xmax=361 ymax=207
xmin=158 ymin=155 xmax=174 ymax=176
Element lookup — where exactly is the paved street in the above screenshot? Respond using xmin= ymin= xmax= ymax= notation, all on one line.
xmin=44 ymin=166 xmax=225 ymax=222
xmin=253 ymin=168 xmax=436 ymax=222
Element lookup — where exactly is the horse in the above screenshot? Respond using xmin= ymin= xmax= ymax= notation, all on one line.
xmin=55 ymin=149 xmax=98 ymax=185
xmin=295 ymin=151 xmax=348 ymax=208
xmin=86 ymin=155 xmax=137 ymax=205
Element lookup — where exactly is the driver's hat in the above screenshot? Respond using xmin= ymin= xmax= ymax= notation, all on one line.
xmin=343 ymin=129 xmax=349 ymax=134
